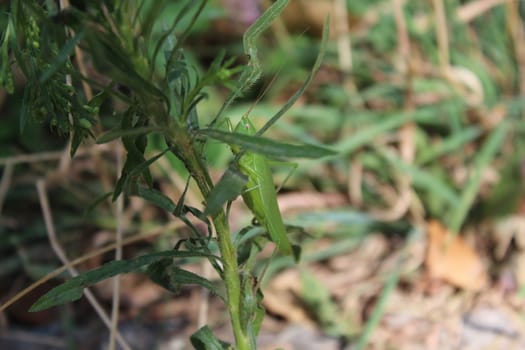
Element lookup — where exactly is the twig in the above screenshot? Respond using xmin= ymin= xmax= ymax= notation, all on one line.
xmin=370 ymin=180 xmax=412 ymax=221
xmin=0 ymin=329 xmax=65 ymax=348
xmin=506 ymin=0 xmax=525 ymax=97
xmin=348 ymin=156 xmax=363 ymax=206
xmin=0 ymin=145 xmax=113 ymax=166
xmin=456 ymin=0 xmax=509 ymax=23
xmin=36 ymin=179 xmax=132 ymax=350
xmin=108 ymin=147 xmax=124 ymax=350
xmin=432 ymin=0 xmax=450 ymax=77
xmin=333 ymin=0 xmax=354 ymax=85
xmin=0 ymin=151 xmax=65 ymax=166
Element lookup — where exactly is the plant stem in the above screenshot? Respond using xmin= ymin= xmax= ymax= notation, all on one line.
xmin=213 ymin=212 xmax=251 ymax=350
xmin=170 ymin=126 xmax=250 ymax=349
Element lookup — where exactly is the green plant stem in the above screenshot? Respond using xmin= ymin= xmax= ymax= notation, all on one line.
xmin=213 ymin=212 xmax=250 ymax=350
xmin=169 ymin=125 xmax=250 ymax=349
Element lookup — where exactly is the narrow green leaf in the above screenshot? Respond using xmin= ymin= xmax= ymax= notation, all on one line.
xmin=146 ymin=259 xmax=225 ymax=300
xmin=83 ymin=191 xmax=112 ymax=217
xmin=417 ymin=127 xmax=482 ymax=165
xmin=174 ymin=178 xmax=191 ymax=217
xmin=139 ymin=1 xmax=168 ymax=39
xmin=30 ymin=250 xmax=218 ymax=312
xmin=39 ymin=30 xmax=85 ymax=83
xmin=335 ymin=108 xmax=436 ymax=155
xmin=128 ymin=148 xmax=172 ymax=180
xmin=85 ymin=30 xmax=166 ymax=99
xmin=190 ymin=326 xmax=231 ymax=350
xmin=151 ymin=0 xmax=194 ymax=71
xmin=96 ymin=126 xmax=163 ymax=144
xmin=381 ymin=151 xmax=459 ymax=205
xmin=112 ymin=111 xmax=153 ymax=199
xmin=204 ymin=166 xmax=248 ymax=216
xmin=200 ymin=129 xmax=336 ymax=159
xmin=448 ymin=122 xmax=508 ymax=232
xmin=136 ymin=187 xmax=177 ymax=213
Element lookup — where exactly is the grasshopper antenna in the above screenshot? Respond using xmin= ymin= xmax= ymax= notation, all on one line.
xmin=243 ymin=69 xmax=282 ymax=121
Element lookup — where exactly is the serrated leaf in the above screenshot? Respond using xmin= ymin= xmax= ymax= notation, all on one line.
xmin=190 ymin=326 xmax=232 ymax=350
xmin=200 ymin=129 xmax=336 ymax=159
xmin=30 ymin=250 xmax=218 ymax=312
xmin=204 ymin=166 xmax=248 ymax=216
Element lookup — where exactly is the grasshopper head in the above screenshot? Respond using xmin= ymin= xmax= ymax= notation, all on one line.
xmin=234 ymin=115 xmax=257 ymax=135
xmin=231 ymin=115 xmax=257 ymax=154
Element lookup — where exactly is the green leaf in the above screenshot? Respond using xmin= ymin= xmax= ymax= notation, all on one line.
xmin=448 ymin=122 xmax=508 ymax=232
xmin=30 ymin=250 xmax=219 ymax=312
xmin=335 ymin=108 xmax=437 ymax=155
xmin=96 ymin=126 xmax=163 ymax=144
xmin=200 ymin=129 xmax=336 ymax=159
xmin=113 ymin=110 xmax=154 ymax=199
xmin=139 ymin=1 xmax=168 ymax=39
xmin=417 ymin=127 xmax=481 ymax=165
xmin=151 ymin=0 xmax=194 ymax=68
xmin=128 ymin=148 xmax=172 ymax=180
xmin=83 ymin=191 xmax=112 ymax=217
xmin=381 ymin=151 xmax=459 ymax=206
xmin=204 ymin=166 xmax=248 ymax=216
xmin=84 ymin=29 xmax=165 ymax=99
xmin=146 ymin=259 xmax=225 ymax=300
xmin=136 ymin=187 xmax=177 ymax=213
xmin=39 ymin=30 xmax=85 ymax=83
xmin=190 ymin=326 xmax=232 ymax=350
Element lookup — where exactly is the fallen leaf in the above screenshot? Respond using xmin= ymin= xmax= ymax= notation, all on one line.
xmin=425 ymin=220 xmax=488 ymax=291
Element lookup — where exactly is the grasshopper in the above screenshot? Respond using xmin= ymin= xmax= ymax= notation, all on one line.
xmin=230 ymin=114 xmax=294 ymax=256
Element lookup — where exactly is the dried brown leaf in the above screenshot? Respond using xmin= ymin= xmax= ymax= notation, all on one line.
xmin=425 ymin=220 xmax=488 ymax=291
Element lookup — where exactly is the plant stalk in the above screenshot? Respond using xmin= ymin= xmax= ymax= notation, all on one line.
xmin=170 ymin=126 xmax=250 ymax=349
xmin=213 ymin=212 xmax=251 ymax=350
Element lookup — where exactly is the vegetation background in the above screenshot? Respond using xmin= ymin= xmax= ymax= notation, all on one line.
xmin=1 ymin=0 xmax=525 ymax=349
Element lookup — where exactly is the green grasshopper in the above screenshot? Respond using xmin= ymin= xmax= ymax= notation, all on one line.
xmin=230 ymin=114 xmax=294 ymax=256
xmin=202 ymin=3 xmax=329 ymax=257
